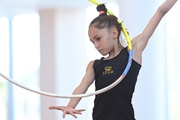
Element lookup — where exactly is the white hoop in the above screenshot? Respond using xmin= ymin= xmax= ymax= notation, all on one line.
xmin=0 ymin=70 xmax=128 ymax=98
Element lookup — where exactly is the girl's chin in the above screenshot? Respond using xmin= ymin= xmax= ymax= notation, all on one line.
xmin=98 ymin=50 xmax=108 ymax=56
xmin=100 ymin=53 xmax=108 ymax=56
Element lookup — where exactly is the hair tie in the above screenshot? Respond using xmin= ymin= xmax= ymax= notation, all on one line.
xmin=99 ymin=11 xmax=105 ymax=15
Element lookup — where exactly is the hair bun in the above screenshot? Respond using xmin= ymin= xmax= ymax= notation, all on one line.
xmin=97 ymin=4 xmax=107 ymax=15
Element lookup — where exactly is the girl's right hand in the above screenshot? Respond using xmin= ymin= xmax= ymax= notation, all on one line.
xmin=49 ymin=106 xmax=85 ymax=118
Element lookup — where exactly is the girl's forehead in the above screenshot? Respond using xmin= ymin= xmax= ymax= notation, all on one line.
xmin=89 ymin=27 xmax=102 ymax=35
xmin=89 ymin=25 xmax=108 ymax=32
xmin=88 ymin=27 xmax=110 ymax=38
xmin=89 ymin=26 xmax=98 ymax=32
xmin=89 ymin=24 xmax=98 ymax=29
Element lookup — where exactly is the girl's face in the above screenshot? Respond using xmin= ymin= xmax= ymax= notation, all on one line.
xmin=88 ymin=25 xmax=118 ymax=56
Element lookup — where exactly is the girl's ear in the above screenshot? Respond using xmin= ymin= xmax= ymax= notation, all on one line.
xmin=112 ymin=27 xmax=118 ymax=39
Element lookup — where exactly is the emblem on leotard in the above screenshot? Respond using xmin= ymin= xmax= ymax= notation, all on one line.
xmin=103 ymin=66 xmax=114 ymax=75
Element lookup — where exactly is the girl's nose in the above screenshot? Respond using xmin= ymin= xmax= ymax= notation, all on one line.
xmin=94 ymin=42 xmax=99 ymax=49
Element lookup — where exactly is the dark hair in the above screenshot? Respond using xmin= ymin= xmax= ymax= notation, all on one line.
xmin=89 ymin=4 xmax=122 ymax=39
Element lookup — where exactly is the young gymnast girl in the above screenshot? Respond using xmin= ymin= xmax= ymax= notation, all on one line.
xmin=49 ymin=0 xmax=178 ymax=119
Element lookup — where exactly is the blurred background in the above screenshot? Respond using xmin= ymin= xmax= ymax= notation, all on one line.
xmin=0 ymin=0 xmax=180 ymax=120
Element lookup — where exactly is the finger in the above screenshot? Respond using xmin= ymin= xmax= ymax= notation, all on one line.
xmin=49 ymin=106 xmax=63 ymax=111
xmin=62 ymin=111 xmax=67 ymax=118
xmin=74 ymin=109 xmax=86 ymax=114
xmin=77 ymin=109 xmax=86 ymax=112
xmin=70 ymin=111 xmax=78 ymax=118
xmin=73 ymin=111 xmax=82 ymax=115
xmin=49 ymin=106 xmax=56 ymax=109
xmin=49 ymin=106 xmax=59 ymax=110
xmin=72 ymin=110 xmax=85 ymax=116
xmin=73 ymin=110 xmax=83 ymax=114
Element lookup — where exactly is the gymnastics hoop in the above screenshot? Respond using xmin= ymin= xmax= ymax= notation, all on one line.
xmin=0 ymin=0 xmax=132 ymax=98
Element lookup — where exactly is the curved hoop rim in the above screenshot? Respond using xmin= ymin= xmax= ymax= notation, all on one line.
xmin=0 ymin=0 xmax=133 ymax=98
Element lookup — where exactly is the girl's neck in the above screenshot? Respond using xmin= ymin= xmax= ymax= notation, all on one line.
xmin=105 ymin=43 xmax=124 ymax=60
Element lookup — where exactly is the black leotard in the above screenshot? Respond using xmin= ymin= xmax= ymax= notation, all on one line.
xmin=93 ymin=48 xmax=141 ymax=120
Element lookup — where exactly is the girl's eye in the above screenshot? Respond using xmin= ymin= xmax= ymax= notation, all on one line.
xmin=96 ymin=37 xmax=101 ymax=41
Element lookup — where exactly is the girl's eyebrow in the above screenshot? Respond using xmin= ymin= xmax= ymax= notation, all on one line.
xmin=89 ymin=34 xmax=100 ymax=41
xmin=93 ymin=34 xmax=99 ymax=39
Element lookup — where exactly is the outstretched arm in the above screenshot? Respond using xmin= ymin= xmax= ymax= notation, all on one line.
xmin=132 ymin=0 xmax=178 ymax=63
xmin=49 ymin=61 xmax=95 ymax=118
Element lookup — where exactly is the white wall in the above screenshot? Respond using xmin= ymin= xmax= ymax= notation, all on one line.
xmin=39 ymin=9 xmax=57 ymax=120
xmin=39 ymin=8 xmax=90 ymax=120
xmin=55 ymin=8 xmax=89 ymax=120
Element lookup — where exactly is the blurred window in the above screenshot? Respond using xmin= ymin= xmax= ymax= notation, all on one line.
xmin=166 ymin=2 xmax=180 ymax=120
xmin=11 ymin=12 xmax=40 ymax=120
xmin=0 ymin=16 xmax=9 ymax=120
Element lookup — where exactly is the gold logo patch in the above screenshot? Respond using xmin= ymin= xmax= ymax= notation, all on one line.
xmin=103 ymin=66 xmax=114 ymax=75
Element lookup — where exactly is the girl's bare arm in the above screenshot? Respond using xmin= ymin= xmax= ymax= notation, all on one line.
xmin=49 ymin=61 xmax=95 ymax=118
xmin=132 ymin=0 xmax=177 ymax=63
